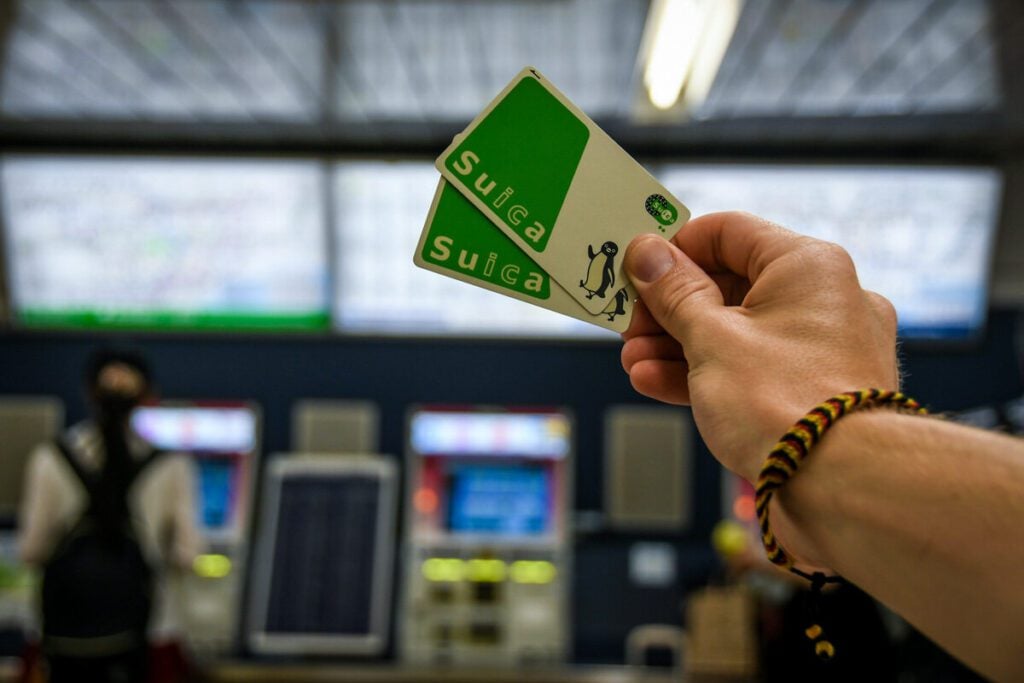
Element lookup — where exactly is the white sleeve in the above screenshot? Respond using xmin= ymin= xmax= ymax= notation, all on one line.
xmin=167 ymin=454 xmax=202 ymax=570
xmin=17 ymin=445 xmax=62 ymax=566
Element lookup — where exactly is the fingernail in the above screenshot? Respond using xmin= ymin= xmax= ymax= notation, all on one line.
xmin=628 ymin=238 xmax=675 ymax=283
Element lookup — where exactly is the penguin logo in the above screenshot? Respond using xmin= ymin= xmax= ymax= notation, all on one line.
xmin=607 ymin=287 xmax=629 ymax=321
xmin=580 ymin=241 xmax=618 ymax=299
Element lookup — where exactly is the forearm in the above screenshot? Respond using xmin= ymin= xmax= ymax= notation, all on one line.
xmin=774 ymin=411 xmax=1024 ymax=680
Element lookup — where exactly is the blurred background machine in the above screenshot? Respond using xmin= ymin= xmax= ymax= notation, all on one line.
xmin=401 ymin=407 xmax=573 ymax=666
xmin=0 ymin=396 xmax=64 ymax=524
xmin=0 ymin=397 xmax=64 ymax=653
xmin=246 ymin=455 xmax=397 ymax=656
xmin=131 ymin=401 xmax=261 ymax=656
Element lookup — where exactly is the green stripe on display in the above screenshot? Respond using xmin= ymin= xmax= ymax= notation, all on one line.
xmin=17 ymin=309 xmax=330 ymax=331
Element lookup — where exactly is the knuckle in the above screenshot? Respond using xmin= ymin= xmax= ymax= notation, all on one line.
xmin=744 ymin=211 xmax=796 ymax=236
xmin=797 ymin=239 xmax=857 ymax=276
xmin=866 ymin=290 xmax=898 ymax=331
xmin=820 ymin=240 xmax=855 ymax=267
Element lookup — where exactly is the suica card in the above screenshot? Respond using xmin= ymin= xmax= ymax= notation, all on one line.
xmin=415 ymin=67 xmax=689 ymax=331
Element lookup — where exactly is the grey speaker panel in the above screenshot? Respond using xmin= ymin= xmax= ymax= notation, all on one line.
xmin=604 ymin=405 xmax=692 ymax=530
xmin=291 ymin=400 xmax=380 ymax=454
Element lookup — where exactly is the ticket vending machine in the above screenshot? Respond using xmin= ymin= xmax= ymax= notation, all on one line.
xmin=401 ymin=406 xmax=572 ymax=666
xmin=131 ymin=401 xmax=260 ymax=656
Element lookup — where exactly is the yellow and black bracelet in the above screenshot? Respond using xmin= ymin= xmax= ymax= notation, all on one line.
xmin=754 ymin=388 xmax=928 ymax=660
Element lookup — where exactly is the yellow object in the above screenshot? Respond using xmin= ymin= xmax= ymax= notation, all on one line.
xmin=711 ymin=520 xmax=748 ymax=558
xmin=804 ymin=624 xmax=823 ymax=640
xmin=466 ymin=558 xmax=507 ymax=583
xmin=510 ymin=560 xmax=557 ymax=584
xmin=422 ymin=558 xmax=465 ymax=582
xmin=193 ymin=554 xmax=232 ymax=579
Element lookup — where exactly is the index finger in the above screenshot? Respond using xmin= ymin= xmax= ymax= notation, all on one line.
xmin=671 ymin=211 xmax=809 ymax=282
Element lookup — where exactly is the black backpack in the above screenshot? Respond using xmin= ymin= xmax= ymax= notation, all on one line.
xmin=41 ymin=438 xmax=163 ymax=657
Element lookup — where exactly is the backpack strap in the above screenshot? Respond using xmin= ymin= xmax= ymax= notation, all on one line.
xmin=53 ymin=437 xmax=166 ymax=503
xmin=53 ymin=438 xmax=97 ymax=496
xmin=132 ymin=448 xmax=166 ymax=483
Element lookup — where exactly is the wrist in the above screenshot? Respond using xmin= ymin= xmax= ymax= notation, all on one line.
xmin=770 ymin=408 xmax=910 ymax=571
xmin=754 ymin=390 xmax=925 ymax=574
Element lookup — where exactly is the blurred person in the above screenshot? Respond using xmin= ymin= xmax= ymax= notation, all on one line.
xmin=18 ymin=349 xmax=199 ymax=683
xmin=621 ymin=212 xmax=1024 ymax=681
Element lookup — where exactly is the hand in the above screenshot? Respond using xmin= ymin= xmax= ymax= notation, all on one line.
xmin=621 ymin=212 xmax=900 ymax=483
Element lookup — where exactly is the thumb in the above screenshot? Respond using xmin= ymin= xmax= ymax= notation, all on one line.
xmin=625 ymin=235 xmax=724 ymax=344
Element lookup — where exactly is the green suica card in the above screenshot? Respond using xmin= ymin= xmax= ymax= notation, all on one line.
xmin=436 ymin=67 xmax=690 ymax=316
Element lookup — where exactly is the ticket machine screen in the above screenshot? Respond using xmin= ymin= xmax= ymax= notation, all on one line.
xmin=196 ymin=458 xmax=236 ymax=529
xmin=447 ymin=465 xmax=550 ymax=535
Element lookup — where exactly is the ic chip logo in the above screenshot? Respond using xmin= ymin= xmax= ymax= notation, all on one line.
xmin=645 ymin=194 xmax=678 ymax=229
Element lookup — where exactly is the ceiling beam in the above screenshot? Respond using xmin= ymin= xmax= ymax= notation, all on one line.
xmin=0 ymin=112 xmax=1013 ymax=160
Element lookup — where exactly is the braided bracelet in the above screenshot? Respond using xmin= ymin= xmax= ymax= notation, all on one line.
xmin=754 ymin=388 xmax=928 ymax=659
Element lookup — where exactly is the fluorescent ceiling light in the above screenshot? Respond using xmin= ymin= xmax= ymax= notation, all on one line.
xmin=642 ymin=0 xmax=743 ymax=112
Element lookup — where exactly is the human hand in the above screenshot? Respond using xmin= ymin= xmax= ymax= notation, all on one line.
xmin=621 ymin=212 xmax=899 ymax=484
